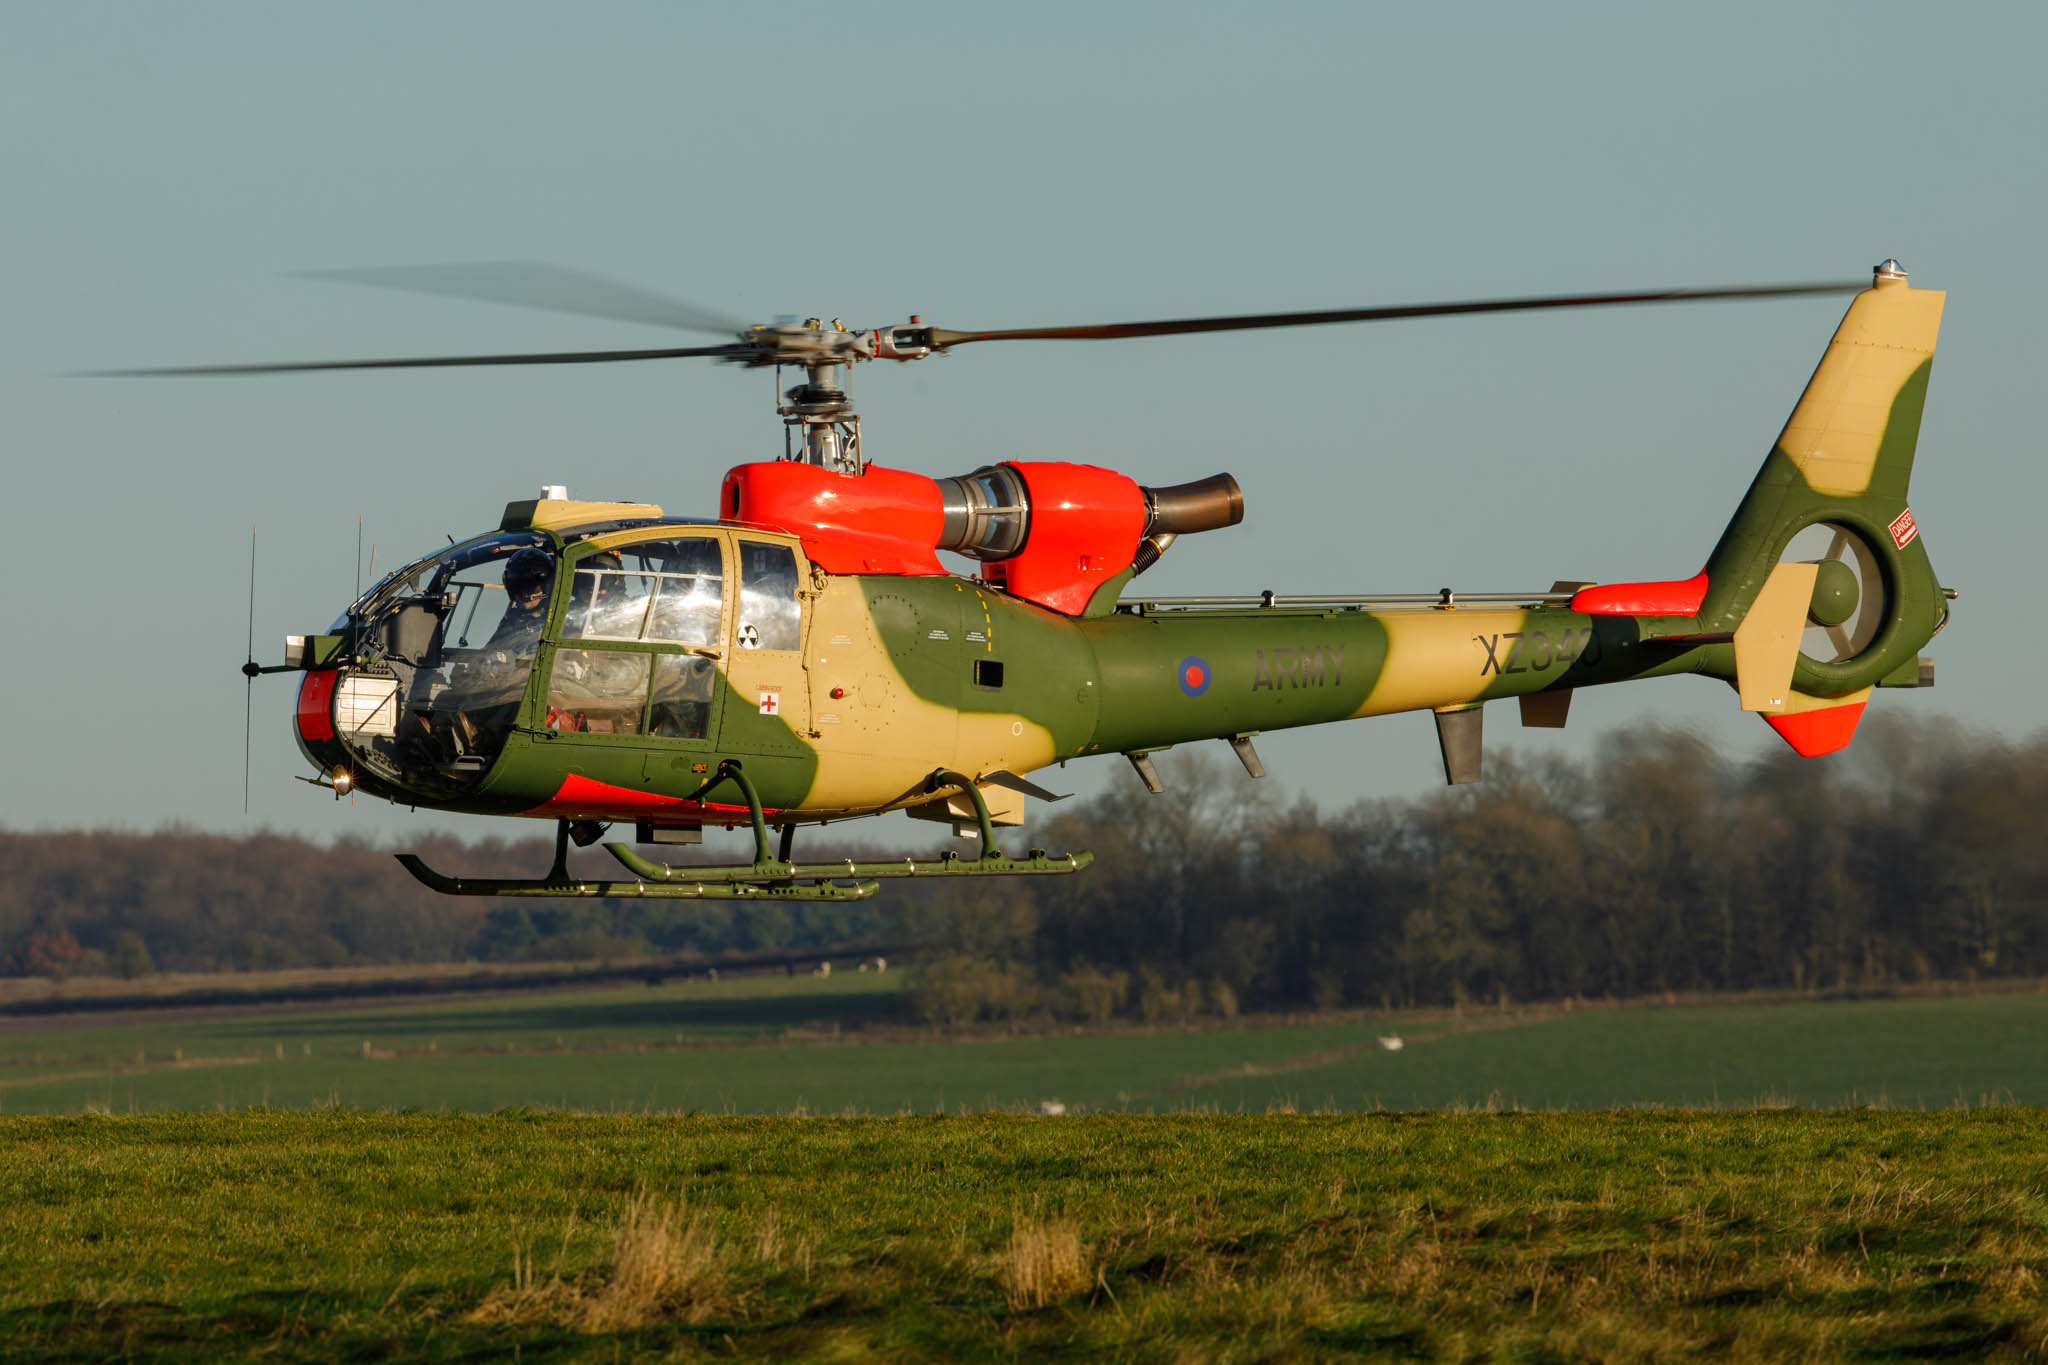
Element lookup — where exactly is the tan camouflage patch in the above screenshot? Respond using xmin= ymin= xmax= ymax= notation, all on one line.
xmin=1355 ymin=609 xmax=1528 ymax=718
xmin=798 ymin=576 xmax=1054 ymax=815
xmin=1777 ymin=279 xmax=1944 ymax=497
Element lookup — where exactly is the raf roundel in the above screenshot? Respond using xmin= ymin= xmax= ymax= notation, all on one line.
xmin=1178 ymin=655 xmax=1211 ymax=698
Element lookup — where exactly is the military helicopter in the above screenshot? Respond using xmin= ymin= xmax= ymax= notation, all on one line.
xmin=118 ymin=259 xmax=1951 ymax=900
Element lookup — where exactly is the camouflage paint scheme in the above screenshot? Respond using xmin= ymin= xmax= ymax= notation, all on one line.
xmin=298 ymin=275 xmax=1947 ymax=828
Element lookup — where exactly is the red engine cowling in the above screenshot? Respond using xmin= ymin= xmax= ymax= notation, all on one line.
xmin=721 ymin=460 xmax=1241 ymax=616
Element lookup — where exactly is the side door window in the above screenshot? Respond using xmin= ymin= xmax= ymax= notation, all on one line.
xmin=736 ymin=541 xmax=802 ymax=651
xmin=545 ymin=535 xmax=726 ymax=742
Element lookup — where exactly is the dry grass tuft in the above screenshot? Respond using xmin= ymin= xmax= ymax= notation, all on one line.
xmin=468 ymin=1192 xmax=731 ymax=1331
xmin=581 ymin=1192 xmax=728 ymax=1330
xmin=1004 ymin=1211 xmax=1094 ymax=1310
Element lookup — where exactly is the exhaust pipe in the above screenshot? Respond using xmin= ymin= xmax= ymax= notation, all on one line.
xmin=1143 ymin=473 xmax=1243 ymax=536
xmin=1133 ymin=473 xmax=1242 ymax=574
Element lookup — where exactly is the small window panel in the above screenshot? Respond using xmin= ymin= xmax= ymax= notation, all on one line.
xmin=564 ymin=572 xmax=656 ymax=641
xmin=649 ymin=654 xmax=717 ymax=740
xmin=546 ymin=648 xmax=651 ymax=735
xmin=736 ymin=542 xmax=802 ymax=651
xmin=974 ymin=659 xmax=1005 ymax=690
xmin=564 ymin=537 xmax=725 ymax=648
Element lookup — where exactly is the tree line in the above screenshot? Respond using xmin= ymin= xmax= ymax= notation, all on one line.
xmin=3 ymin=717 xmax=2042 ymax=1016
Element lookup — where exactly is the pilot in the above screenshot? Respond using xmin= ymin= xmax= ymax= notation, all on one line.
xmin=486 ymin=548 xmax=556 ymax=659
xmin=441 ymin=546 xmax=555 ymax=755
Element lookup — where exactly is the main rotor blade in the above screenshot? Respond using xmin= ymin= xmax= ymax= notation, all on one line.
xmin=927 ymin=281 xmax=1864 ymax=347
xmin=89 ymin=343 xmax=748 ymax=377
xmin=298 ymin=262 xmax=750 ymax=337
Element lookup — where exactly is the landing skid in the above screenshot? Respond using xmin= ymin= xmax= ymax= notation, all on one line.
xmin=395 ymin=761 xmax=1092 ymax=900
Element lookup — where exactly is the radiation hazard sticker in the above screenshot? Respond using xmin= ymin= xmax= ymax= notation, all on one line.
xmin=1889 ymin=506 xmax=1919 ymax=549
xmin=757 ymin=688 xmax=781 ymax=716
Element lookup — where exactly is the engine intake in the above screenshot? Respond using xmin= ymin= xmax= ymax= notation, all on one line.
xmin=935 ymin=465 xmax=1031 ymax=560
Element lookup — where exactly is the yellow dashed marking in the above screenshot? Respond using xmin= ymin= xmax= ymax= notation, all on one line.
xmin=972 ymin=589 xmax=995 ymax=652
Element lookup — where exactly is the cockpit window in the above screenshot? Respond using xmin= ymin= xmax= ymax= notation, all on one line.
xmin=330 ymin=531 xmax=551 ymax=793
xmin=564 ymin=536 xmax=724 ymax=648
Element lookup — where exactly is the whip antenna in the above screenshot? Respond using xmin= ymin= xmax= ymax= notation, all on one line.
xmin=242 ymin=526 xmax=257 ymax=814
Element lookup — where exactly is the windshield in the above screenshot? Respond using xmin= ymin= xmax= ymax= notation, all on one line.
xmin=330 ymin=531 xmax=552 ymax=793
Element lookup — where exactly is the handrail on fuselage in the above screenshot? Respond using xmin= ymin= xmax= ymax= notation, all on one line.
xmin=1115 ymin=590 xmax=1580 ymax=614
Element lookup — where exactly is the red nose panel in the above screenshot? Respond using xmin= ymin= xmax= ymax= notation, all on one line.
xmin=295 ymin=672 xmax=338 ymax=743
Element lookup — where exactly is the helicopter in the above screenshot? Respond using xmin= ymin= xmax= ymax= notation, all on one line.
xmin=118 ymin=259 xmax=1951 ymax=901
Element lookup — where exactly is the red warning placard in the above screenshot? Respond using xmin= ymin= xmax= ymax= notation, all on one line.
xmin=1888 ymin=507 xmax=1918 ymax=549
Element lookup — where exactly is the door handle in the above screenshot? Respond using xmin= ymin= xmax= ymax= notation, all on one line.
xmin=690 ymin=647 xmax=723 ymax=660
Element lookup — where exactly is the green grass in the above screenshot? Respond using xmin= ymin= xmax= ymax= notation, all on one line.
xmin=2 ymin=1111 xmax=2045 ymax=1360
xmin=4 ymin=978 xmax=2048 ymax=1115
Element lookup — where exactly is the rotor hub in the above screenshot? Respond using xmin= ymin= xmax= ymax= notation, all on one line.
xmin=1807 ymin=556 xmax=1860 ymax=627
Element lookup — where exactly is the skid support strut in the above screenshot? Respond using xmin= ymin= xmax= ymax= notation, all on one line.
xmin=399 ymin=762 xmax=874 ymax=900
xmin=606 ymin=764 xmax=1093 ymax=889
xmin=398 ymin=761 xmax=1092 ymax=899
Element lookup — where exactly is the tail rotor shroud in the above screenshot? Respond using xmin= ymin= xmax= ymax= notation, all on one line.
xmin=1783 ymin=521 xmax=1889 ymax=667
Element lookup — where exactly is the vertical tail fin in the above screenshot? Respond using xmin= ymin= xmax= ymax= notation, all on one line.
xmin=1705 ymin=260 xmax=1946 ymax=753
xmin=1570 ymin=262 xmax=1949 ymax=757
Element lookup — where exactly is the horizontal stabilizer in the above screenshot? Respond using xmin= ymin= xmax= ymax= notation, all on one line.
xmin=1732 ymin=561 xmax=1818 ymax=711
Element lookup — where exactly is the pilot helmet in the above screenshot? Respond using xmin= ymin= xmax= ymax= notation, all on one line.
xmin=504 ymin=547 xmax=554 ymax=599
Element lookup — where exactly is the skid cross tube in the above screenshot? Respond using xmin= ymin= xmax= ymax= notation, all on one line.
xmin=395 ymin=761 xmax=882 ymax=900
xmin=604 ymin=766 xmax=1095 ymax=887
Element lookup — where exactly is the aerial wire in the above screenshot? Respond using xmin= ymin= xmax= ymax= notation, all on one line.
xmin=243 ymin=527 xmax=256 ymax=815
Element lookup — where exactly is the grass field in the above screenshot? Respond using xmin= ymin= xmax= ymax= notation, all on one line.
xmin=2 ymin=976 xmax=2047 ymax=1115
xmin=3 ymin=1110 xmax=2045 ymax=1360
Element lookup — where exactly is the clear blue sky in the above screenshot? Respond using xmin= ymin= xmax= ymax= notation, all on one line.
xmin=5 ymin=1 xmax=2044 ymax=844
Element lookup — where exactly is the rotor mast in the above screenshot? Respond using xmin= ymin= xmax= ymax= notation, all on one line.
xmin=778 ymin=319 xmax=862 ymax=473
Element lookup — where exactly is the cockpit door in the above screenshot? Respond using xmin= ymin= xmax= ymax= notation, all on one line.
xmin=538 ymin=533 xmax=730 ymax=770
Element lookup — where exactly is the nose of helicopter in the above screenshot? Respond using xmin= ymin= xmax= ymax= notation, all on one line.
xmin=295 ymin=671 xmax=337 ymax=745
xmin=292 ymin=670 xmax=354 ymax=791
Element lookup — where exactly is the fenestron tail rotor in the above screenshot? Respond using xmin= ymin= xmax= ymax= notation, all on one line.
xmin=1781 ymin=521 xmax=1888 ymax=666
